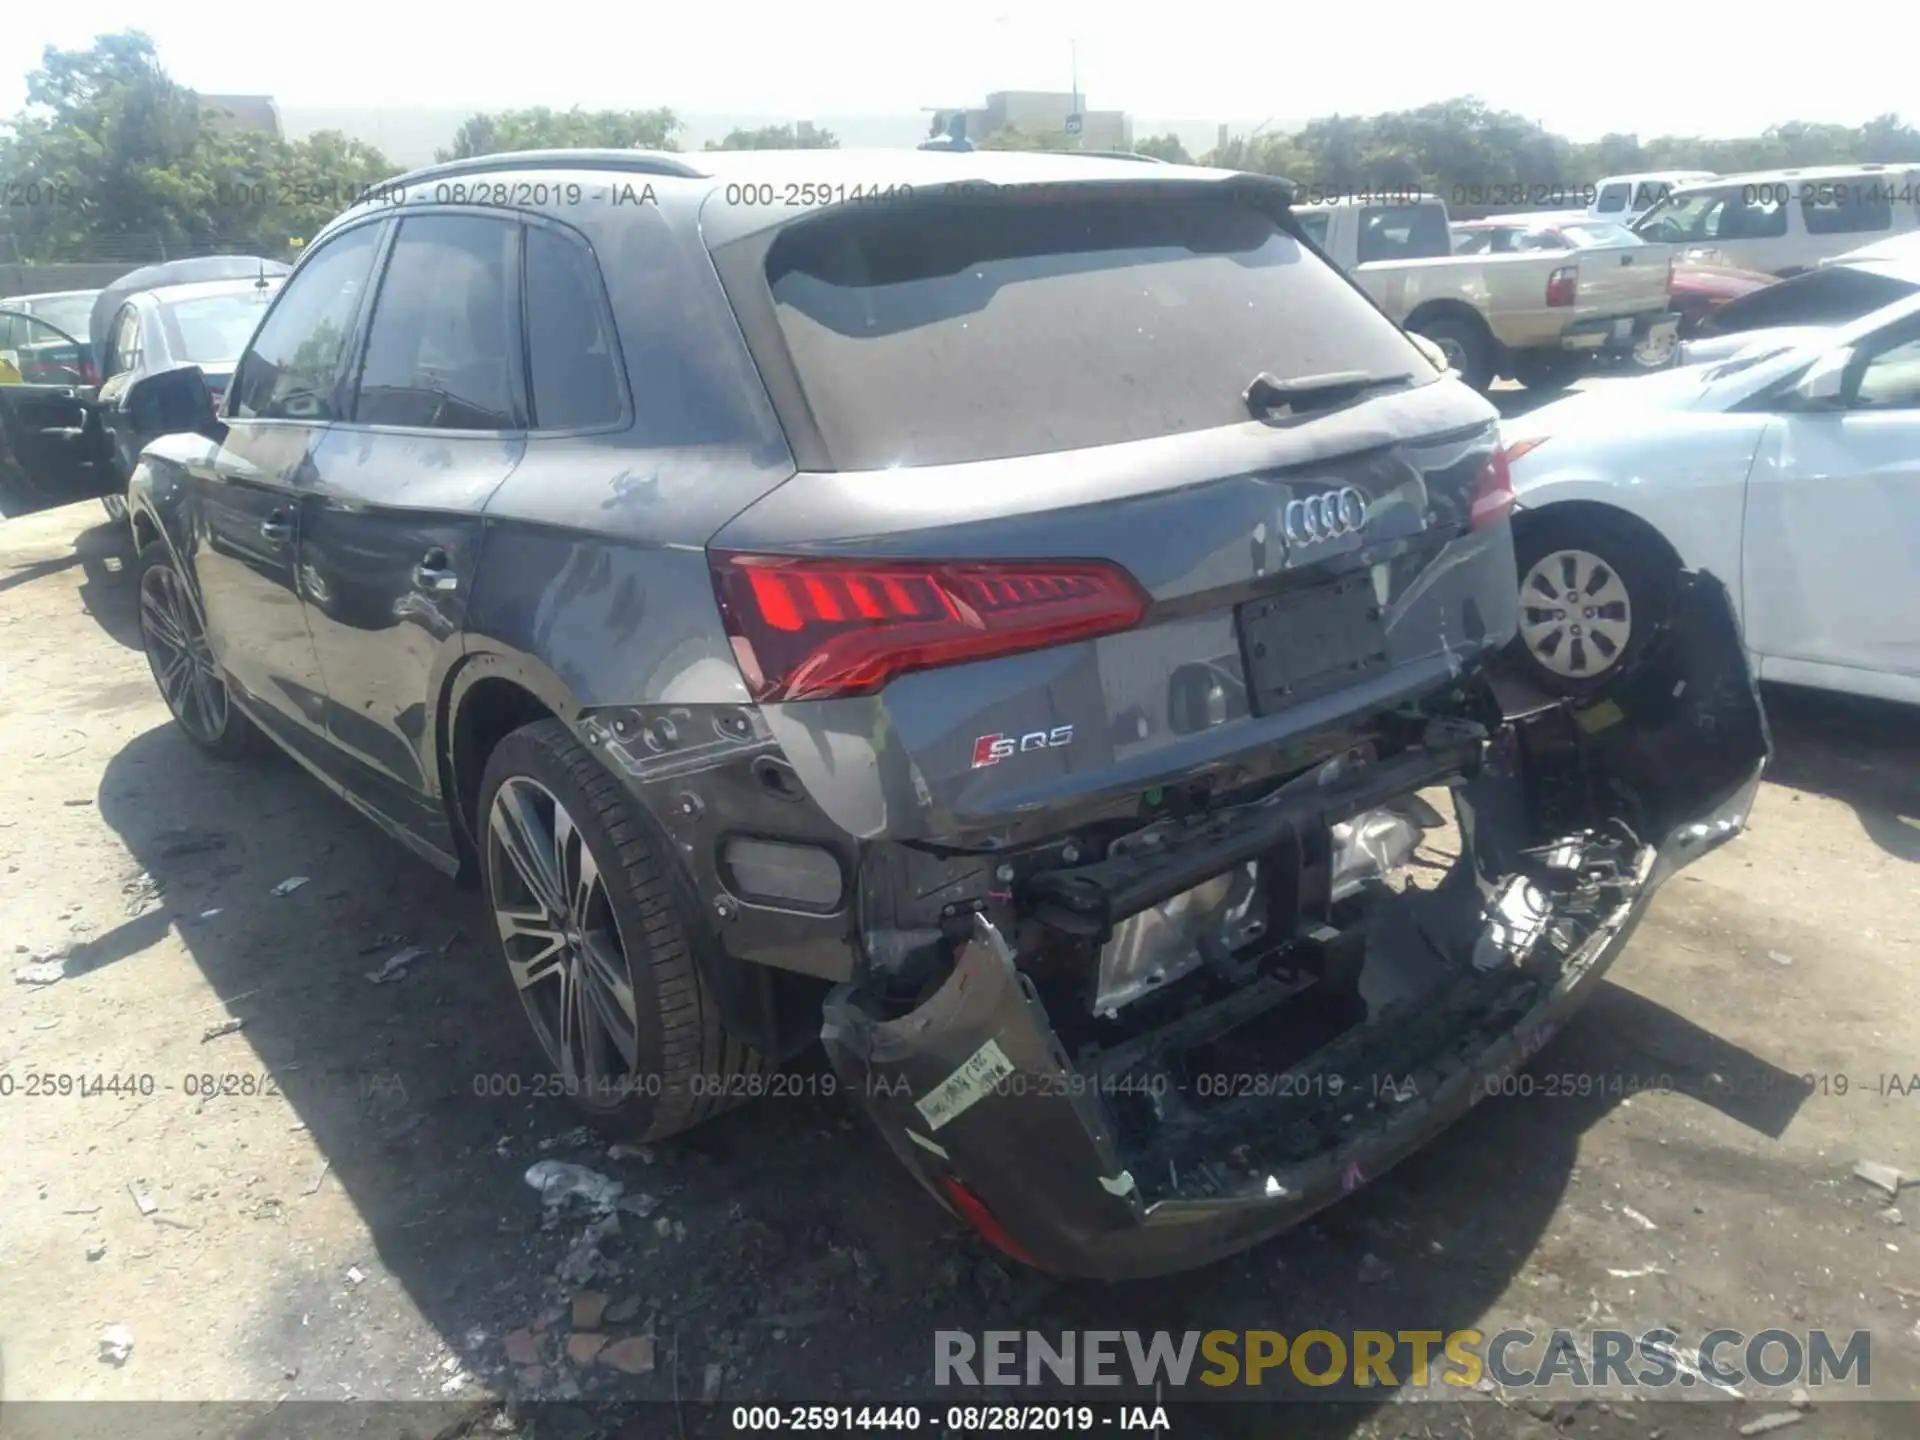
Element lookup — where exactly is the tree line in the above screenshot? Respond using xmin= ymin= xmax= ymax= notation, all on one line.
xmin=5 ymin=32 xmax=1919 ymax=264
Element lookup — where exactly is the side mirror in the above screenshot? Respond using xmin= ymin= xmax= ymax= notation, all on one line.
xmin=1791 ymin=347 xmax=1853 ymax=408
xmin=1410 ymin=332 xmax=1452 ymax=374
xmin=123 ymin=364 xmax=221 ymax=439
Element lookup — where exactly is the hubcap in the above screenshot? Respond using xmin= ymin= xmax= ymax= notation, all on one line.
xmin=139 ymin=563 xmax=229 ymax=743
xmin=487 ymin=778 xmax=640 ymax=1105
xmin=1632 ymin=329 xmax=1678 ymax=368
xmin=1431 ymin=335 xmax=1468 ymax=372
xmin=1519 ymin=548 xmax=1632 ymax=680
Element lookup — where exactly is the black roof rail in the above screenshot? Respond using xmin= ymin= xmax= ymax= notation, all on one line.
xmin=383 ymin=149 xmax=710 ymax=191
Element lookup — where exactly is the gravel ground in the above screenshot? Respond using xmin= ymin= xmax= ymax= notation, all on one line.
xmin=2 ymin=464 xmax=1918 ymax=1440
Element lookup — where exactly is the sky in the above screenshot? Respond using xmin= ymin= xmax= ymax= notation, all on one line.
xmin=2 ymin=0 xmax=1913 ymax=143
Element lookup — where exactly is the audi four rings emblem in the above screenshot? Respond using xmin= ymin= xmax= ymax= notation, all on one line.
xmin=1283 ymin=486 xmax=1369 ymax=544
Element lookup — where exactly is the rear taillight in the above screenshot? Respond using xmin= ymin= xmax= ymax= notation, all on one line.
xmin=81 ymin=360 xmax=100 ymax=386
xmin=208 ymin=389 xmax=224 ymax=419
xmin=1472 ymin=447 xmax=1517 ymax=530
xmin=936 ymin=1175 xmax=1046 ymax=1270
xmin=1546 ymin=266 xmax=1578 ymax=307
xmin=710 ymin=552 xmax=1150 ymax=702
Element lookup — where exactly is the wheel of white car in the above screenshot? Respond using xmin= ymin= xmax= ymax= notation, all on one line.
xmin=1512 ymin=512 xmax=1676 ymax=695
xmin=1630 ymin=327 xmax=1679 ymax=370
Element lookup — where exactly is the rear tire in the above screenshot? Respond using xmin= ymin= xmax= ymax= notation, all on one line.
xmin=134 ymin=541 xmax=264 ymax=758
xmin=477 ymin=719 xmax=762 ymax=1140
xmin=1512 ymin=510 xmax=1677 ymax=695
xmin=1408 ymin=314 xmax=1495 ymax=393
xmin=102 ymin=494 xmax=129 ymax=522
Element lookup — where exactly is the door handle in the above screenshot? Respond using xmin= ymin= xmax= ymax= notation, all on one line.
xmin=259 ymin=514 xmax=292 ymax=545
xmin=412 ymin=550 xmax=460 ymax=593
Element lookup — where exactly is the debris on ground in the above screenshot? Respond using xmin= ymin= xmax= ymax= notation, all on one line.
xmin=598 ymin=1336 xmax=656 ymax=1375
xmin=566 ymin=1332 xmax=608 ymax=1365
xmin=346 ymin=1265 xmax=367 ymax=1286
xmin=270 ymin=876 xmax=310 ymax=897
xmin=1767 ymin=950 xmax=1794 ymax=966
xmin=439 ymin=1370 xmax=469 ymax=1394
xmin=604 ymin=1295 xmax=642 ymax=1325
xmin=200 ymin=1017 xmax=245 ymax=1041
xmin=1854 ymin=1160 xmax=1905 ymax=1197
xmin=1738 ymin=1414 xmax=1804 ymax=1436
xmin=121 ymin=872 xmax=161 ymax=915
xmin=85 ymin=1239 xmax=107 ymax=1261
xmin=524 ymin=1160 xmax=624 ymax=1217
xmin=98 ymin=1325 xmax=134 ymax=1366
xmin=301 ymin=1158 xmax=330 ymax=1197
xmin=365 ymin=945 xmax=429 ymax=984
xmin=503 ymin=1329 xmax=542 ymax=1366
xmin=556 ymin=1215 xmax=621 ymax=1287
xmin=1356 ymin=1252 xmax=1392 ymax=1285
xmin=14 ymin=959 xmax=66 ymax=985
xmin=1607 ymin=1264 xmax=1666 ymax=1279
xmin=608 ymin=1143 xmax=654 ymax=1163
xmin=1879 ymin=1207 xmax=1905 ymax=1226
xmin=537 ymin=1126 xmax=595 ymax=1153
xmin=571 ymin=1291 xmax=610 ymax=1329
xmin=127 ymin=1184 xmax=158 ymax=1217
xmin=1621 ymin=1204 xmax=1659 ymax=1230
xmin=437 ymin=929 xmax=464 ymax=956
xmin=1790 ymin=1387 xmax=1812 ymax=1410
xmin=616 ymin=1192 xmax=660 ymax=1220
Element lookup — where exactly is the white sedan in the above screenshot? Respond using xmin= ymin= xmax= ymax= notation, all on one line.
xmin=1501 ymin=291 xmax=1920 ymax=706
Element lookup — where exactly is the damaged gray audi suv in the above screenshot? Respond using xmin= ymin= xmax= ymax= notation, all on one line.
xmin=120 ymin=147 xmax=1769 ymax=1280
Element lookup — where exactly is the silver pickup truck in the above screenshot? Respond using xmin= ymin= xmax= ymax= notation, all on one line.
xmin=1294 ymin=194 xmax=1679 ymax=392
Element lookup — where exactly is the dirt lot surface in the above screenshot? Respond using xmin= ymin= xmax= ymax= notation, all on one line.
xmin=3 ymin=466 xmax=1919 ymax=1439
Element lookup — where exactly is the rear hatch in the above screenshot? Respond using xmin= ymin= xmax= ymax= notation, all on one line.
xmin=704 ymin=177 xmax=1519 ymax=842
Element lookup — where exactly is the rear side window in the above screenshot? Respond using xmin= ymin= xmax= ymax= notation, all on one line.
xmin=1594 ymin=183 xmax=1629 ymax=214
xmin=1802 ymin=183 xmax=1893 ymax=236
xmin=352 ymin=214 xmax=519 ymax=430
xmin=107 ymin=306 xmax=142 ymax=377
xmin=1356 ymin=204 xmax=1451 ymax=263
xmin=1295 ymin=211 xmax=1330 ymax=249
xmin=524 ymin=224 xmax=626 ymax=430
xmin=232 ymin=222 xmax=382 ymax=421
xmin=760 ymin=190 xmax=1429 ymax=470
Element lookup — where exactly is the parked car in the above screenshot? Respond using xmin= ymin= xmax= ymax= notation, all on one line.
xmin=1678 ymin=240 xmax=1920 ymax=367
xmin=1450 ymin=215 xmax=1643 ymax=254
xmin=1631 ymin=165 xmax=1920 ymax=277
xmin=1588 ymin=171 xmax=1717 ymax=224
xmin=0 ymin=309 xmax=111 ymax=503
xmin=1501 ymin=290 xmax=1920 ymax=706
xmin=89 ymin=258 xmax=288 ymax=517
xmin=1664 ymin=260 xmax=1780 ymax=341
xmin=87 ymin=149 xmax=1763 ymax=1281
xmin=1 ymin=288 xmax=102 ymax=379
xmin=1296 ymin=193 xmax=1677 ymax=392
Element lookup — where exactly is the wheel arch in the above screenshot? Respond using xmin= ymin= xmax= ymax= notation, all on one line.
xmin=1512 ymin=498 xmax=1687 ymax=575
xmin=1404 ymin=297 xmax=1495 ymax=344
xmin=439 ymin=648 xmax=580 ymax=881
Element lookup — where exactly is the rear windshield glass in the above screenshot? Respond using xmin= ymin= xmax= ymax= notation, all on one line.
xmin=162 ymin=290 xmax=279 ymax=364
xmin=1707 ymin=266 xmax=1917 ymax=336
xmin=761 ymin=190 xmax=1429 ymax=470
xmin=27 ymin=295 xmax=94 ymax=336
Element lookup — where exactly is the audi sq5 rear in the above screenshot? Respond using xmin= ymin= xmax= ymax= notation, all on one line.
xmin=122 ymin=147 xmax=1768 ymax=1279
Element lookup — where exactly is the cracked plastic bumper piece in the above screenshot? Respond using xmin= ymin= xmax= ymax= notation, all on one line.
xmin=820 ymin=572 xmax=1769 ymax=1280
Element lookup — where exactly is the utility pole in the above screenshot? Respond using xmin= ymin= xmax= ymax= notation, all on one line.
xmin=1067 ymin=39 xmax=1084 ymax=149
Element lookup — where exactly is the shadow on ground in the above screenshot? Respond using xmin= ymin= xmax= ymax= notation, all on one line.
xmin=1758 ymin=684 xmax=1920 ymax=864
xmin=0 ymin=509 xmax=142 ymax=650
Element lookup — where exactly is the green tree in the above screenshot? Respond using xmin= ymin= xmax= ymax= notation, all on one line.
xmin=0 ymin=32 xmax=394 ymax=262
xmin=704 ymin=121 xmax=839 ymax=151
xmin=1200 ymin=132 xmax=1314 ymax=181
xmin=1132 ymin=133 xmax=1192 ymax=164
xmin=976 ymin=125 xmax=1081 ymax=152
xmin=437 ymin=106 xmax=681 ymax=161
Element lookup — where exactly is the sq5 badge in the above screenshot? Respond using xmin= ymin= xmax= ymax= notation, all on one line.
xmin=971 ymin=725 xmax=1075 ymax=768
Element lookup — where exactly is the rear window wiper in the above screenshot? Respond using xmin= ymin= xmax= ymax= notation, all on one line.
xmin=1243 ymin=370 xmax=1414 ymax=417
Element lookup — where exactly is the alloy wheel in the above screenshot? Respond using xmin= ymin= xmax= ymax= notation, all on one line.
xmin=139 ymin=561 xmax=230 ymax=744
xmin=487 ymin=777 xmax=641 ymax=1105
xmin=1519 ymin=548 xmax=1632 ymax=680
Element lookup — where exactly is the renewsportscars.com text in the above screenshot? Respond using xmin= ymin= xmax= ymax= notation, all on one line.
xmin=934 ymin=1328 xmax=1872 ymax=1392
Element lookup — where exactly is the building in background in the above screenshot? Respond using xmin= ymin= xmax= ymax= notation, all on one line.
xmin=198 ymin=95 xmax=283 ymax=140
xmin=930 ymin=91 xmax=1131 ymax=149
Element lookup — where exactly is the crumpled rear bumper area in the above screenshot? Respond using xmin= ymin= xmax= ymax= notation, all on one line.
xmin=821 ymin=573 xmax=1769 ymax=1280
